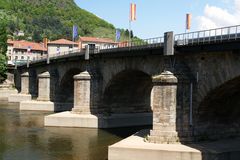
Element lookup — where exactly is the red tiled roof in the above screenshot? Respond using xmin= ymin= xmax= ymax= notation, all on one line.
xmin=79 ymin=37 xmax=116 ymax=44
xmin=9 ymin=40 xmax=47 ymax=51
xmin=48 ymin=39 xmax=78 ymax=45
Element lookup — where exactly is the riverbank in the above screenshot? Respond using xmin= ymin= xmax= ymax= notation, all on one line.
xmin=0 ymin=83 xmax=18 ymax=101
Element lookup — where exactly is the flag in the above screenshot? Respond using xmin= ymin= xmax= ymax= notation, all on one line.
xmin=186 ymin=13 xmax=191 ymax=30
xmin=116 ymin=29 xmax=121 ymax=42
xmin=73 ymin=25 xmax=78 ymax=40
xmin=130 ymin=3 xmax=136 ymax=21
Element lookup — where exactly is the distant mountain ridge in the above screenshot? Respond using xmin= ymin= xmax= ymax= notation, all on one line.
xmin=0 ymin=0 xmax=118 ymax=42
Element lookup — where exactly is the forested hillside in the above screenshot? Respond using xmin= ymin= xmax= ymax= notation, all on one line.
xmin=0 ymin=0 xmax=132 ymax=42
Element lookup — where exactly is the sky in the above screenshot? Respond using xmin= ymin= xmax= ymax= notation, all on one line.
xmin=75 ymin=0 xmax=240 ymax=39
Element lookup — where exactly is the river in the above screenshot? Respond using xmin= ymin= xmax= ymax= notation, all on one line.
xmin=0 ymin=102 xmax=147 ymax=160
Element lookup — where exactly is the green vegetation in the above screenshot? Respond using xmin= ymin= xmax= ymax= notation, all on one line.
xmin=0 ymin=20 xmax=7 ymax=82
xmin=0 ymin=0 xmax=134 ymax=42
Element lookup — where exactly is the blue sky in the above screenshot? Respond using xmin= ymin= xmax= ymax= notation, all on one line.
xmin=75 ymin=0 xmax=239 ymax=39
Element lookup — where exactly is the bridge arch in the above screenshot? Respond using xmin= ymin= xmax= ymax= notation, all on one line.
xmin=101 ymin=69 xmax=153 ymax=115
xmin=55 ymin=68 xmax=82 ymax=103
xmin=197 ymin=75 xmax=240 ymax=139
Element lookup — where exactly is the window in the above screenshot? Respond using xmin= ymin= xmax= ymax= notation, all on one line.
xmin=89 ymin=44 xmax=95 ymax=48
xmin=57 ymin=46 xmax=60 ymax=54
xmin=21 ymin=56 xmax=24 ymax=60
xmin=88 ymin=43 xmax=96 ymax=49
xmin=15 ymin=56 xmax=18 ymax=60
xmin=8 ymin=56 xmax=11 ymax=60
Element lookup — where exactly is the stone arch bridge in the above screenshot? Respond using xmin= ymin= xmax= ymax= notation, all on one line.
xmin=11 ymin=30 xmax=240 ymax=143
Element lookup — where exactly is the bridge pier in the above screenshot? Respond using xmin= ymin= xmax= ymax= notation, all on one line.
xmin=37 ymin=71 xmax=51 ymax=101
xmin=44 ymin=70 xmax=101 ymax=128
xmin=20 ymin=72 xmax=30 ymax=94
xmin=8 ymin=72 xmax=32 ymax=103
xmin=71 ymin=71 xmax=91 ymax=114
xmin=108 ymin=71 xmax=189 ymax=160
xmin=148 ymin=71 xmax=179 ymax=144
xmin=20 ymin=71 xmax=55 ymax=111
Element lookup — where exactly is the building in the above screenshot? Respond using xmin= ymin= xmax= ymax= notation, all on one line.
xmin=6 ymin=37 xmax=117 ymax=65
xmin=13 ymin=30 xmax=25 ymax=37
xmin=78 ymin=37 xmax=117 ymax=50
xmin=47 ymin=39 xmax=78 ymax=56
xmin=7 ymin=40 xmax=47 ymax=65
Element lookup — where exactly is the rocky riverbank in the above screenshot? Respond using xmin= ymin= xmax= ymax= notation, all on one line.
xmin=0 ymin=79 xmax=18 ymax=101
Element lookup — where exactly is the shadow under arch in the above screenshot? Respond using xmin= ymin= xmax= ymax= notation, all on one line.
xmin=101 ymin=69 xmax=153 ymax=128
xmin=196 ymin=76 xmax=240 ymax=141
xmin=54 ymin=68 xmax=82 ymax=111
xmin=29 ymin=69 xmax=38 ymax=99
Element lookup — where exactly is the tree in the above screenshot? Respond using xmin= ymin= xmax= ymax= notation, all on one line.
xmin=130 ymin=30 xmax=134 ymax=39
xmin=0 ymin=21 xmax=7 ymax=82
xmin=8 ymin=20 xmax=16 ymax=34
xmin=32 ymin=30 xmax=42 ymax=42
xmin=125 ymin=29 xmax=129 ymax=37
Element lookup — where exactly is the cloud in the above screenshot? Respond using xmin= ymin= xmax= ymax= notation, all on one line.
xmin=235 ymin=0 xmax=240 ymax=11
xmin=197 ymin=0 xmax=240 ymax=30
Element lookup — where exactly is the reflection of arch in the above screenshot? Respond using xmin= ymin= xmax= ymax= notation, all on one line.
xmin=102 ymin=70 xmax=153 ymax=114
xmin=197 ymin=76 xmax=240 ymax=138
xmin=55 ymin=68 xmax=81 ymax=103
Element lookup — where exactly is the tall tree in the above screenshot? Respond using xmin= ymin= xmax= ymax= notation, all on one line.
xmin=130 ymin=30 xmax=134 ymax=39
xmin=0 ymin=21 xmax=7 ymax=82
xmin=32 ymin=30 xmax=42 ymax=42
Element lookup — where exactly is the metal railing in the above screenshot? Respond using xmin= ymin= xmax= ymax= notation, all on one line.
xmin=49 ymin=49 xmax=84 ymax=58
xmin=29 ymin=48 xmax=100 ymax=64
xmin=31 ymin=49 xmax=85 ymax=62
xmin=27 ymin=37 xmax=164 ymax=63
xmin=99 ymin=37 xmax=164 ymax=50
xmin=20 ymin=24 xmax=240 ymax=65
xmin=175 ymin=25 xmax=240 ymax=46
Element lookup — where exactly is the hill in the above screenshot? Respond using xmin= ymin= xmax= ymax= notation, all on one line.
xmin=0 ymin=0 xmax=132 ymax=42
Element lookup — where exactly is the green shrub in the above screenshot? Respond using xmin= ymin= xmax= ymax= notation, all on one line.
xmin=0 ymin=21 xmax=7 ymax=82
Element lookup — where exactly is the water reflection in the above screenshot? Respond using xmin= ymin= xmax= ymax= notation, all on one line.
xmin=0 ymin=103 xmax=147 ymax=160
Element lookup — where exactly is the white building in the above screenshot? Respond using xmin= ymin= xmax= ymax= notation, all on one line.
xmin=7 ymin=40 xmax=47 ymax=65
xmin=6 ymin=37 xmax=118 ymax=65
xmin=78 ymin=37 xmax=117 ymax=50
xmin=47 ymin=39 xmax=78 ymax=56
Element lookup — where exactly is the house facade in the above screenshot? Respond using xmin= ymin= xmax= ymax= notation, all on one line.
xmin=78 ymin=37 xmax=117 ymax=50
xmin=7 ymin=40 xmax=47 ymax=65
xmin=47 ymin=39 xmax=78 ymax=56
xmin=6 ymin=37 xmax=117 ymax=65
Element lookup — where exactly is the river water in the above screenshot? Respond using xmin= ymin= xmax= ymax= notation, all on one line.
xmin=0 ymin=102 xmax=146 ymax=160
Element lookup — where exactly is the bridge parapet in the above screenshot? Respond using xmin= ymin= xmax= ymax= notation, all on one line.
xmin=14 ymin=24 xmax=240 ymax=69
xmin=175 ymin=25 xmax=240 ymax=46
